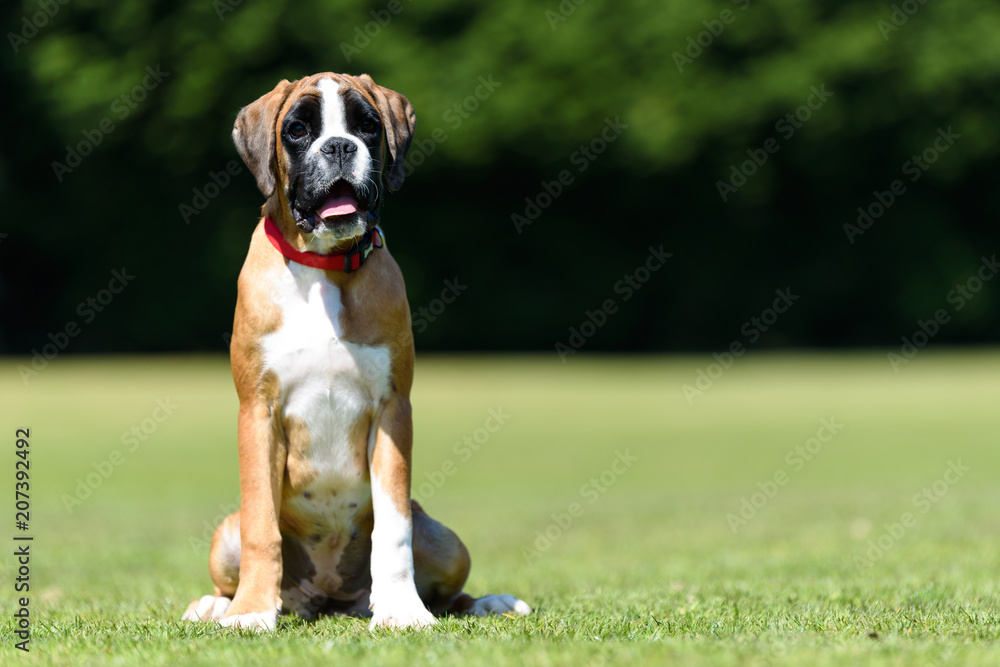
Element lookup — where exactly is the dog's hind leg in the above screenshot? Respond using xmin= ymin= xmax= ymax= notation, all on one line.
xmin=411 ymin=500 xmax=531 ymax=617
xmin=181 ymin=511 xmax=241 ymax=622
xmin=410 ymin=500 xmax=471 ymax=614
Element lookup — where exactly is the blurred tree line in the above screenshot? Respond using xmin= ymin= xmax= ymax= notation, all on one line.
xmin=1 ymin=0 xmax=998 ymax=355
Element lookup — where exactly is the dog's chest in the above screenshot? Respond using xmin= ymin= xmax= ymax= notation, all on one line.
xmin=262 ymin=263 xmax=391 ymax=493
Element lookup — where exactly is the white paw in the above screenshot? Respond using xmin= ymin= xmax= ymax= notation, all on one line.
xmin=369 ymin=592 xmax=436 ymax=630
xmin=182 ymin=595 xmax=231 ymax=622
xmin=469 ymin=594 xmax=532 ymax=617
xmin=218 ymin=609 xmax=278 ymax=632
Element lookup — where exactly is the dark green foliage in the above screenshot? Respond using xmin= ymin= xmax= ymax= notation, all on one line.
xmin=2 ymin=0 xmax=998 ymax=352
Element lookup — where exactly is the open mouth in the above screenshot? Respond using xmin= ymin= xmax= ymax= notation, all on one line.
xmin=293 ymin=181 xmax=364 ymax=232
xmin=316 ymin=181 xmax=360 ymax=218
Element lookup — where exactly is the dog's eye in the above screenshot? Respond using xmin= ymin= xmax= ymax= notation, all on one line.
xmin=287 ymin=122 xmax=308 ymax=139
xmin=360 ymin=119 xmax=378 ymax=133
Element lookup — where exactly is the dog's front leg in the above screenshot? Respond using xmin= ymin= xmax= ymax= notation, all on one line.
xmin=220 ymin=399 xmax=285 ymax=631
xmin=368 ymin=395 xmax=436 ymax=630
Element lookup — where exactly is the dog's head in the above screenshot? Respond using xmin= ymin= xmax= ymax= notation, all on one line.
xmin=233 ymin=73 xmax=416 ymax=242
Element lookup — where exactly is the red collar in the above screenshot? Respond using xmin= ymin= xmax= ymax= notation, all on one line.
xmin=264 ymin=217 xmax=384 ymax=272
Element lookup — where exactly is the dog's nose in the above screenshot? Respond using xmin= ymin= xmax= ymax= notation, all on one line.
xmin=320 ymin=137 xmax=357 ymax=157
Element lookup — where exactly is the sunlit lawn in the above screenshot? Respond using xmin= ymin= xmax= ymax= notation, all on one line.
xmin=1 ymin=350 xmax=999 ymax=665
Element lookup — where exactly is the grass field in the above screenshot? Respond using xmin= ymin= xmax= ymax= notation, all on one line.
xmin=2 ymin=351 xmax=1000 ymax=665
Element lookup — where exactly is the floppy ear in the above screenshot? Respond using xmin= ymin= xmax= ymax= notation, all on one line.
xmin=358 ymin=74 xmax=417 ymax=192
xmin=232 ymin=79 xmax=293 ymax=198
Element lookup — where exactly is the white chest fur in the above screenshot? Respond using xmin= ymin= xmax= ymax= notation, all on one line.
xmin=262 ymin=262 xmax=392 ymax=477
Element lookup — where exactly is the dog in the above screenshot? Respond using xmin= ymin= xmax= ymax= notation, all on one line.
xmin=181 ymin=73 xmax=531 ymax=631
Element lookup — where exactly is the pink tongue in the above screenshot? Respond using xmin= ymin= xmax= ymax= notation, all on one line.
xmin=317 ymin=192 xmax=358 ymax=218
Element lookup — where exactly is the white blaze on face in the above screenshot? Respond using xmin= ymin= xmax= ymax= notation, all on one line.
xmin=312 ymin=78 xmax=371 ymax=183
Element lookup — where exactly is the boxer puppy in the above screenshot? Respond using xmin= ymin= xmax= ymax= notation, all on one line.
xmin=182 ymin=73 xmax=530 ymax=631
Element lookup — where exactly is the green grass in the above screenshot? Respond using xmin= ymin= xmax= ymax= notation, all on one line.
xmin=2 ymin=350 xmax=1000 ymax=665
